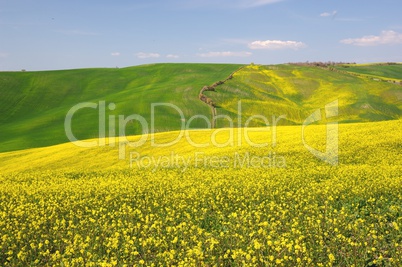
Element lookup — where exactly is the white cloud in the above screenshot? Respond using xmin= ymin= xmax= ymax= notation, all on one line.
xmin=166 ymin=54 xmax=180 ymax=59
xmin=320 ymin=10 xmax=337 ymax=17
xmin=198 ymin=51 xmax=252 ymax=57
xmin=340 ymin=30 xmax=402 ymax=46
xmin=136 ymin=52 xmax=161 ymax=59
xmin=111 ymin=52 xmax=120 ymax=56
xmin=248 ymin=40 xmax=306 ymax=50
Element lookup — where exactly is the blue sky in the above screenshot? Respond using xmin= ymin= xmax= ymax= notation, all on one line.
xmin=1 ymin=0 xmax=402 ymax=70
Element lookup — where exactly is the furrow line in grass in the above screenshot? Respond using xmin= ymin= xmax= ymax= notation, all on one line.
xmin=198 ymin=66 xmax=246 ymax=128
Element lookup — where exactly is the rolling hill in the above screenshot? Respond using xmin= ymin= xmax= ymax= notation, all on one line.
xmin=206 ymin=64 xmax=402 ymax=127
xmin=0 ymin=119 xmax=401 ymax=266
xmin=1 ymin=63 xmax=402 ymax=266
xmin=1 ymin=63 xmax=401 ymax=153
xmin=334 ymin=63 xmax=402 ymax=80
xmin=1 ymin=119 xmax=401 ymax=175
xmin=0 ymin=64 xmax=242 ymax=152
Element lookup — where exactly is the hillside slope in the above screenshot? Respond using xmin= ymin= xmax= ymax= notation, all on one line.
xmin=1 ymin=121 xmax=401 ymax=266
xmin=335 ymin=63 xmax=402 ymax=81
xmin=0 ymin=64 xmax=242 ymax=152
xmin=1 ymin=63 xmax=401 ymax=153
xmin=1 ymin=120 xmax=401 ymax=175
xmin=204 ymin=64 xmax=402 ymax=127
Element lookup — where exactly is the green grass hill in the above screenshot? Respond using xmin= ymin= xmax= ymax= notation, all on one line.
xmin=206 ymin=64 xmax=402 ymax=127
xmin=0 ymin=64 xmax=242 ymax=152
xmin=1 ymin=63 xmax=401 ymax=153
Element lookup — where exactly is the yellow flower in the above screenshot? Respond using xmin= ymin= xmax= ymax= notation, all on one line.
xmin=328 ymin=253 xmax=335 ymax=262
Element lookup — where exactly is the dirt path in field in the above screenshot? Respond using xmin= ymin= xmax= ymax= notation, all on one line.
xmin=198 ymin=66 xmax=245 ymax=128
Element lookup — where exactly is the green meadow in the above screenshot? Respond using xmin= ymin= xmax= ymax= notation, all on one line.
xmin=1 ymin=63 xmax=401 ymax=153
xmin=0 ymin=64 xmax=241 ymax=152
xmin=0 ymin=63 xmax=402 ymax=266
xmin=206 ymin=64 xmax=402 ymax=126
xmin=335 ymin=63 xmax=402 ymax=80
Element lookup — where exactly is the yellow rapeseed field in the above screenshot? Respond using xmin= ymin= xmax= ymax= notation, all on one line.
xmin=0 ymin=121 xmax=401 ymax=266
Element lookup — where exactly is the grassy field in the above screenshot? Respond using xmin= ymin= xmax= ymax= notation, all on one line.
xmin=0 ymin=120 xmax=401 ymax=266
xmin=205 ymin=64 xmax=402 ymax=127
xmin=1 ymin=63 xmax=401 ymax=266
xmin=335 ymin=64 xmax=402 ymax=80
xmin=0 ymin=64 xmax=242 ymax=153
xmin=1 ymin=63 xmax=401 ymax=153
